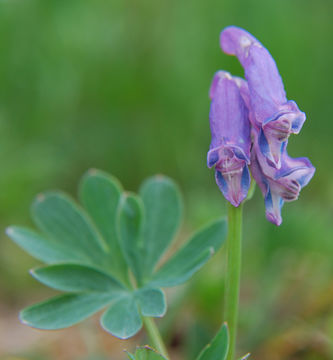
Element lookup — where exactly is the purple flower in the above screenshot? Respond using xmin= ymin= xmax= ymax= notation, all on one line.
xmin=249 ymin=124 xmax=315 ymax=225
xmin=220 ymin=26 xmax=306 ymax=169
xmin=207 ymin=26 xmax=315 ymax=225
xmin=207 ymin=71 xmax=252 ymax=207
xmin=250 ymin=145 xmax=315 ymax=225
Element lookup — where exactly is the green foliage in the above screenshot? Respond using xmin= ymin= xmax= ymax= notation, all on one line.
xmin=135 ymin=288 xmax=166 ymax=317
xmin=7 ymin=170 xmax=227 ymax=339
xmin=149 ymin=219 xmax=226 ymax=287
xmin=0 ymin=1 xmax=330 ymax=357
xmin=79 ymin=170 xmax=129 ymax=283
xmin=21 ymin=293 xmax=113 ymax=330
xmin=117 ymin=193 xmax=145 ymax=284
xmin=127 ymin=346 xmax=167 ymax=360
xmin=101 ymin=295 xmax=142 ymax=339
xmin=31 ymin=191 xmax=108 ymax=259
xmin=139 ymin=176 xmax=183 ymax=277
xmin=197 ymin=322 xmax=229 ymax=360
xmin=7 ymin=226 xmax=81 ymax=263
xmin=194 ymin=322 xmax=251 ymax=360
xmin=31 ymin=264 xmax=126 ymax=293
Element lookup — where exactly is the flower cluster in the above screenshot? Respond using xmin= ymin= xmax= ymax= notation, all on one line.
xmin=208 ymin=26 xmax=315 ymax=225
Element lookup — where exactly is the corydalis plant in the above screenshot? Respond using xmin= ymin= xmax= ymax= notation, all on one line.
xmin=207 ymin=26 xmax=315 ymax=360
xmin=7 ymin=169 xmax=227 ymax=346
xmin=208 ymin=26 xmax=315 ymax=225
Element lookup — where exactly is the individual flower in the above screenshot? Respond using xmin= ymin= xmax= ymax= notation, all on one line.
xmin=250 ymin=128 xmax=315 ymax=225
xmin=250 ymin=137 xmax=315 ymax=225
xmin=220 ymin=26 xmax=306 ymax=169
xmin=207 ymin=71 xmax=251 ymax=207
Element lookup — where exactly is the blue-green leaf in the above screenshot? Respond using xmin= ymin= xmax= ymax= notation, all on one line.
xmin=6 ymin=226 xmax=82 ymax=264
xmin=20 ymin=293 xmax=113 ymax=330
xmin=31 ymin=264 xmax=127 ymax=293
xmin=135 ymin=288 xmax=166 ymax=317
xmin=196 ymin=322 xmax=229 ymax=360
xmin=150 ymin=249 xmax=212 ymax=287
xmin=101 ymin=295 xmax=142 ymax=339
xmin=9 ymin=171 xmax=226 ymax=341
xmin=117 ymin=193 xmax=145 ymax=283
xmin=79 ymin=169 xmax=128 ymax=281
xmin=127 ymin=346 xmax=167 ymax=360
xmin=139 ymin=175 xmax=182 ymax=277
xmin=31 ymin=192 xmax=108 ymax=265
xmin=150 ymin=219 xmax=227 ymax=287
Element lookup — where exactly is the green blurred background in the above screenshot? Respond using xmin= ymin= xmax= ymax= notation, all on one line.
xmin=0 ymin=0 xmax=332 ymax=359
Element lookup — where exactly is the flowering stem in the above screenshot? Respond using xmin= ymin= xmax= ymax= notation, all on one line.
xmin=225 ymin=202 xmax=243 ymax=360
xmin=142 ymin=317 xmax=169 ymax=359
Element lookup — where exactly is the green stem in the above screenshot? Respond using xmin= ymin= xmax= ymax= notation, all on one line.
xmin=143 ymin=317 xmax=169 ymax=359
xmin=225 ymin=202 xmax=243 ymax=360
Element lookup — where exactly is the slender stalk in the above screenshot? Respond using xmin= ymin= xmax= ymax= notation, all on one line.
xmin=143 ymin=317 xmax=169 ymax=359
xmin=225 ymin=202 xmax=243 ymax=360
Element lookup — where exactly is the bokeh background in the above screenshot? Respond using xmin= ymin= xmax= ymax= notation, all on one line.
xmin=0 ymin=0 xmax=332 ymax=359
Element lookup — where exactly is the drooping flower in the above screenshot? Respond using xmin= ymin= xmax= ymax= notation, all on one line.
xmin=207 ymin=71 xmax=251 ymax=207
xmin=220 ymin=26 xmax=306 ymax=169
xmin=250 ymin=131 xmax=315 ymax=225
xmin=207 ymin=26 xmax=315 ymax=225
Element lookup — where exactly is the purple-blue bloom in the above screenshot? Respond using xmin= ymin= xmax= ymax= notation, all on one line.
xmin=250 ymin=131 xmax=315 ymax=225
xmin=207 ymin=26 xmax=315 ymax=225
xmin=208 ymin=71 xmax=251 ymax=207
xmin=220 ymin=26 xmax=306 ymax=169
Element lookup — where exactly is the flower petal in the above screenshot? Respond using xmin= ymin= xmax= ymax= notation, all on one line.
xmin=209 ymin=71 xmax=232 ymax=100
xmin=220 ymin=26 xmax=286 ymax=115
xmin=215 ymin=164 xmax=250 ymax=207
xmin=264 ymin=188 xmax=283 ymax=226
xmin=250 ymin=153 xmax=284 ymax=226
xmin=275 ymin=153 xmax=315 ymax=187
xmin=209 ymin=74 xmax=250 ymax=155
xmin=250 ymin=145 xmax=315 ymax=226
xmin=258 ymin=129 xmax=286 ymax=169
xmin=254 ymin=128 xmax=315 ymax=183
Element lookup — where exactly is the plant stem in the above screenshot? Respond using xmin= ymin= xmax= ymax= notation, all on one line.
xmin=225 ymin=202 xmax=243 ymax=360
xmin=143 ymin=317 xmax=169 ymax=359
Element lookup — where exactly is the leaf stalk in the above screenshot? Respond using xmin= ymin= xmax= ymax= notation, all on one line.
xmin=142 ymin=317 xmax=169 ymax=359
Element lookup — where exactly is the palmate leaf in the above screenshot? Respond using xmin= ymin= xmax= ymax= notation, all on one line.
xmin=25 ymin=263 xmax=166 ymax=339
xmin=7 ymin=170 xmax=227 ymax=340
